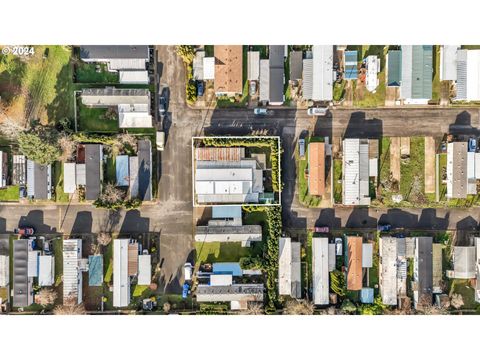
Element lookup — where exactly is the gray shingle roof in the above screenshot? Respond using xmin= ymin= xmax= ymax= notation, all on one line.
xmin=137 ymin=140 xmax=152 ymax=201
xmin=80 ymin=46 xmax=149 ymax=60
xmin=85 ymin=144 xmax=102 ymax=200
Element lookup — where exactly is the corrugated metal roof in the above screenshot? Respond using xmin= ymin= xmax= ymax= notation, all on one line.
xmin=312 ymin=46 xmax=333 ymax=101
xmin=400 ymin=46 xmax=413 ymax=99
xmin=456 ymin=49 xmax=480 ymax=101
xmin=346 ymin=236 xmax=363 ymax=290
xmin=63 ymin=239 xmax=82 ymax=304
xmin=308 ymin=142 xmax=325 ymax=196
xmin=387 ymin=50 xmax=402 ymax=86
xmin=278 ymin=238 xmax=302 ymax=298
xmin=128 ymin=243 xmax=139 ymax=276
xmin=247 ymin=51 xmax=260 ymax=81
xmin=113 ymin=239 xmax=130 ymax=307
xmin=313 ymin=237 xmax=329 ymax=305
xmin=302 ymin=58 xmax=313 ymax=99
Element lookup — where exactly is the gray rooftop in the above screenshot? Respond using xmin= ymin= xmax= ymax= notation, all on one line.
xmin=289 ymin=51 xmax=303 ymax=80
xmin=85 ymin=144 xmax=102 ymax=200
xmin=269 ymin=46 xmax=285 ymax=104
xmin=415 ymin=237 xmax=433 ymax=308
xmin=80 ymin=45 xmax=149 ymax=60
xmin=196 ymin=283 xmax=264 ymax=302
xmin=137 ymin=139 xmax=152 ymax=201
xmin=13 ymin=239 xmax=32 ymax=308
xmin=453 ymin=246 xmax=476 ymax=279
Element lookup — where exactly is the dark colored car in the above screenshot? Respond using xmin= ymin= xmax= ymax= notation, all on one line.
xmin=377 ymin=224 xmax=392 ymax=232
xmin=159 ymin=96 xmax=166 ymax=115
xmin=314 ymin=226 xmax=330 ymax=233
xmin=14 ymin=227 xmax=35 ymax=236
xmin=196 ymin=80 xmax=204 ymax=97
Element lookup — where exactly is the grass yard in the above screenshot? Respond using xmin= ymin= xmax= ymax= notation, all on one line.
xmin=333 ymin=159 xmax=343 ymax=204
xmin=0 ymin=185 xmax=19 ymax=202
xmin=368 ymin=240 xmax=379 ymax=292
xmin=353 ymin=45 xmax=387 ymax=107
xmin=438 ymin=153 xmax=447 ymax=201
xmin=104 ymin=242 xmax=113 ymax=284
xmin=78 ymin=104 xmax=119 ymax=132
xmin=333 ymin=81 xmax=346 ymax=102
xmin=75 ymin=62 xmax=118 ymax=83
xmin=105 ymin=156 xmax=116 ymax=184
xmin=53 ymin=161 xmax=70 ymax=203
xmin=450 ymin=279 xmax=477 ymax=309
xmin=305 ymin=232 xmax=313 ymax=294
xmin=54 ymin=237 xmax=63 ymax=287
xmin=195 ymin=241 xmax=262 ymax=264
xmin=400 ymin=137 xmax=425 ymax=202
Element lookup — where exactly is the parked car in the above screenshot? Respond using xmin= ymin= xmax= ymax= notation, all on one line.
xmin=307 ymin=107 xmax=328 ymax=116
xmin=14 ymin=227 xmax=35 ymax=236
xmin=334 ymin=238 xmax=343 ymax=256
xmin=249 ymin=81 xmax=257 ymax=96
xmin=298 ymin=138 xmax=305 ymax=159
xmin=156 ymin=131 xmax=165 ymax=151
xmin=184 ymin=262 xmax=193 ymax=281
xmin=469 ymin=138 xmax=477 ymax=152
xmin=253 ymin=108 xmax=273 ymax=116
xmin=159 ymin=96 xmax=166 ymax=115
xmin=196 ymin=80 xmax=204 ymax=97
xmin=314 ymin=226 xmax=329 ymax=233
xmin=43 ymin=238 xmax=52 ymax=255
xmin=377 ymin=224 xmax=392 ymax=232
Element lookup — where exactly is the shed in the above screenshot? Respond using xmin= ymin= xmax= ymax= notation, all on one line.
xmin=247 ymin=51 xmax=260 ymax=81
xmin=387 ymin=50 xmax=402 ymax=86
xmin=88 ymin=255 xmax=103 ymax=286
xmin=203 ymin=57 xmax=215 ymax=80
xmin=360 ymin=288 xmax=374 ymax=304
xmin=289 ymin=51 xmax=303 ymax=81
xmin=119 ymin=70 xmax=149 ymax=84
xmin=362 ymin=243 xmax=373 ymax=268
xmin=116 ymin=155 xmax=129 ymax=187
xmin=38 ymin=255 xmax=54 ymax=286
xmin=344 ymin=51 xmax=358 ymax=80
xmin=138 ymin=254 xmax=151 ymax=285
xmin=212 ymin=262 xmax=243 ymax=276
xmin=63 ymin=163 xmax=76 ymax=194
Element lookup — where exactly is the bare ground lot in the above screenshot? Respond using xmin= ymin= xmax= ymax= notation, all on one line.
xmin=390 ymin=137 xmax=401 ymax=182
xmin=424 ymin=137 xmax=436 ymax=194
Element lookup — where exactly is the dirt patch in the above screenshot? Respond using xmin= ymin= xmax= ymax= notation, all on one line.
xmin=425 ymin=136 xmax=436 ymax=193
xmin=390 ymin=137 xmax=401 ymax=182
xmin=400 ymin=137 xmax=410 ymax=157
xmin=385 ymin=87 xmax=399 ymax=106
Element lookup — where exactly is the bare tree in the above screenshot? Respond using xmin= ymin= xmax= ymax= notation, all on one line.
xmin=450 ymin=293 xmax=464 ymax=309
xmin=57 ymin=134 xmax=77 ymax=162
xmin=97 ymin=232 xmax=112 ymax=247
xmin=0 ymin=116 xmax=25 ymax=139
xmin=283 ymin=299 xmax=315 ymax=315
xmin=163 ymin=302 xmax=171 ymax=314
xmin=239 ymin=302 xmax=264 ymax=315
xmin=53 ymin=297 xmax=87 ymax=315
xmin=117 ymin=133 xmax=138 ymax=152
xmin=36 ymin=288 xmax=58 ymax=307
xmin=99 ymin=184 xmax=125 ymax=204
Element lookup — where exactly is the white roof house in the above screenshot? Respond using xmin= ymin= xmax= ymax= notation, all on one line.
xmin=38 ymin=255 xmax=54 ymax=287
xmin=63 ymin=163 xmax=76 ymax=194
xmin=63 ymin=239 xmax=83 ymax=304
xmin=456 ymin=49 xmax=480 ymax=101
xmin=210 ymin=274 xmax=233 ymax=286
xmin=259 ymin=59 xmax=270 ymax=102
xmin=247 ymin=51 xmax=260 ymax=81
xmin=447 ymin=142 xmax=469 ymax=199
xmin=278 ymin=237 xmax=302 ymax=298
xmin=0 ymin=255 xmax=8 ymax=287
xmin=312 ymin=237 xmax=330 ymax=305
xmin=195 ymin=225 xmax=262 ymax=243
xmin=118 ymin=103 xmax=153 ymax=128
xmin=365 ymin=55 xmax=380 ymax=92
xmin=362 ymin=243 xmax=373 ymax=268
xmin=137 ymin=254 xmax=151 ymax=286
xmin=119 ymin=70 xmax=149 ymax=85
xmin=453 ymin=246 xmax=476 ymax=279
xmin=79 ymin=46 xmax=149 ymax=71
xmin=440 ymin=45 xmax=459 ymax=81
xmin=379 ymin=237 xmax=398 ymax=306
xmin=342 ymin=139 xmax=371 ymax=206
xmin=193 ymin=51 xmax=205 ymax=80
xmin=203 ymin=57 xmax=215 ymax=80
xmin=311 ymin=45 xmax=334 ymax=101
xmin=113 ymin=238 xmax=130 ymax=308
xmin=28 ymin=250 xmax=40 ymax=277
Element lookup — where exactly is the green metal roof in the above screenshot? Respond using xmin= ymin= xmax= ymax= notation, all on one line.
xmin=411 ymin=45 xmax=433 ymax=99
xmin=387 ymin=50 xmax=402 ymax=86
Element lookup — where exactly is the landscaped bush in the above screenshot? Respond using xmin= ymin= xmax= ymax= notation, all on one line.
xmin=330 ymin=270 xmax=346 ymax=297
xmin=239 ymin=255 xmax=264 ymax=270
xmin=201 ymin=137 xmax=282 ymax=193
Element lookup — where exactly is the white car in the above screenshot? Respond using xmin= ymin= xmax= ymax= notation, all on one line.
xmin=307 ymin=107 xmax=328 ymax=116
xmin=184 ymin=262 xmax=193 ymax=281
xmin=156 ymin=131 xmax=165 ymax=151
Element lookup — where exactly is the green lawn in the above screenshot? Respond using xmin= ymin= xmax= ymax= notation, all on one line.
xmin=54 ymin=237 xmax=63 ymax=286
xmin=0 ymin=185 xmax=19 ymax=202
xmin=305 ymin=232 xmax=313 ymax=293
xmin=438 ymin=153 xmax=447 ymax=201
xmin=78 ymin=104 xmax=119 ymax=132
xmin=106 ymin=156 xmax=116 ymax=184
xmin=353 ymin=45 xmax=387 ymax=107
xmin=75 ymin=62 xmax=118 ymax=83
xmin=104 ymin=242 xmax=113 ymax=284
xmin=368 ymin=240 xmax=379 ymax=292
xmin=333 ymin=159 xmax=342 ymax=204
xmin=450 ymin=279 xmax=476 ymax=309
xmin=400 ymin=137 xmax=425 ymax=202
xmin=204 ymin=45 xmax=214 ymax=57
xmin=333 ymin=81 xmax=346 ymax=101
xmin=53 ymin=162 xmax=70 ymax=203
xmin=195 ymin=242 xmax=262 ymax=264
xmin=297 ymin=138 xmax=322 ymax=207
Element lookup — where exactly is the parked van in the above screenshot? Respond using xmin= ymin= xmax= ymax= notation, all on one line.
xmin=156 ymin=131 xmax=165 ymax=151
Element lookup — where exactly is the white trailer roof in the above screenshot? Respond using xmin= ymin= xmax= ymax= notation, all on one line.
xmin=0 ymin=255 xmax=8 ymax=287
xmin=137 ymin=254 xmax=151 ymax=285
xmin=38 ymin=255 xmax=54 ymax=286
xmin=247 ymin=51 xmax=260 ymax=81
xmin=118 ymin=112 xmax=153 ymax=128
xmin=63 ymin=239 xmax=82 ymax=304
xmin=380 ymin=237 xmax=398 ymax=305
xmin=313 ymin=237 xmax=329 ymax=305
xmin=440 ymin=45 xmax=459 ymax=81
xmin=63 ymin=163 xmax=76 ymax=194
xmin=28 ymin=250 xmax=40 ymax=277
xmin=312 ymin=45 xmax=333 ymax=101
xmin=113 ymin=239 xmax=130 ymax=307
xmin=278 ymin=237 xmax=301 ymax=298
xmin=119 ymin=70 xmax=149 ymax=84
xmin=203 ymin=57 xmax=215 ymax=80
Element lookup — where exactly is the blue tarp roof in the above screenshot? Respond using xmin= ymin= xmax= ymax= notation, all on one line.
xmin=360 ymin=287 xmax=374 ymax=304
xmin=212 ymin=262 xmax=243 ymax=276
xmin=344 ymin=51 xmax=358 ymax=80
xmin=212 ymin=205 xmax=242 ymax=219
xmin=88 ymin=255 xmax=103 ymax=286
xmin=116 ymin=155 xmax=129 ymax=187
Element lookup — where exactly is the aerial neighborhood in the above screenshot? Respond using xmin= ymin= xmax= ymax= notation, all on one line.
xmin=2 ymin=44 xmax=480 ymax=315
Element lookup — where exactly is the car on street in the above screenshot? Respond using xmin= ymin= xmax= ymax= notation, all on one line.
xmin=307 ymin=107 xmax=328 ymax=116
xmin=43 ymin=238 xmax=53 ymax=255
xmin=253 ymin=108 xmax=273 ymax=116
xmin=377 ymin=224 xmax=392 ymax=232
xmin=196 ymin=80 xmax=204 ymax=97
xmin=14 ymin=227 xmax=35 ymax=236
xmin=298 ymin=138 xmax=305 ymax=159
xmin=159 ymin=96 xmax=166 ymax=116
xmin=469 ymin=138 xmax=477 ymax=152
xmin=249 ymin=81 xmax=257 ymax=96
xmin=156 ymin=131 xmax=165 ymax=151
xmin=314 ymin=226 xmax=330 ymax=233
